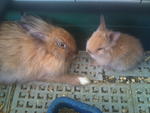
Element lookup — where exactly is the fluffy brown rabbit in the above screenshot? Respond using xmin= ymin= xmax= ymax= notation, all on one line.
xmin=86 ymin=15 xmax=144 ymax=71
xmin=0 ymin=15 xmax=90 ymax=85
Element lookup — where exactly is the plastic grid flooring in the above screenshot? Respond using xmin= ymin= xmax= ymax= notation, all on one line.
xmin=0 ymin=51 xmax=150 ymax=113
xmin=70 ymin=51 xmax=150 ymax=80
xmin=0 ymin=84 xmax=13 ymax=113
xmin=11 ymin=83 xmax=133 ymax=113
xmin=131 ymin=84 xmax=150 ymax=113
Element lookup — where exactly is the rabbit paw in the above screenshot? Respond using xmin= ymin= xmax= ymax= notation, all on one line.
xmin=78 ymin=76 xmax=91 ymax=85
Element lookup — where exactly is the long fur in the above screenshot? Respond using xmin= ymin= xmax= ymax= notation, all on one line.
xmin=0 ymin=16 xmax=77 ymax=83
xmin=86 ymin=16 xmax=144 ymax=71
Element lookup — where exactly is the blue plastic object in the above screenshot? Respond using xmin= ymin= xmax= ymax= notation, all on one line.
xmin=47 ymin=97 xmax=103 ymax=113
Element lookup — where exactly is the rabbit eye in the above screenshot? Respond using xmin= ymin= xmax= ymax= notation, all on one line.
xmin=56 ymin=40 xmax=67 ymax=49
xmin=97 ymin=48 xmax=103 ymax=51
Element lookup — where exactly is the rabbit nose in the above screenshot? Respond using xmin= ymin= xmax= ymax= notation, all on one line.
xmin=86 ymin=49 xmax=92 ymax=54
xmin=69 ymin=50 xmax=78 ymax=59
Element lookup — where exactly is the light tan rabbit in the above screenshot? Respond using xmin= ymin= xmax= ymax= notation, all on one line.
xmin=0 ymin=15 xmax=90 ymax=85
xmin=86 ymin=15 xmax=144 ymax=71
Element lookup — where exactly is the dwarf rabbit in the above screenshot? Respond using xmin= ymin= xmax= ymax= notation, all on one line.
xmin=86 ymin=15 xmax=144 ymax=71
xmin=0 ymin=15 xmax=90 ymax=85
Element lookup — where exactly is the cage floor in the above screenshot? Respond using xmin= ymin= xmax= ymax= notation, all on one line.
xmin=0 ymin=51 xmax=150 ymax=113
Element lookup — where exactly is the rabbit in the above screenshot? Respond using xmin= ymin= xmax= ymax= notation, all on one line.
xmin=0 ymin=15 xmax=90 ymax=85
xmin=86 ymin=15 xmax=144 ymax=71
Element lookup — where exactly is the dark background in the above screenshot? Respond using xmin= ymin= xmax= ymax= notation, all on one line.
xmin=1 ymin=0 xmax=150 ymax=50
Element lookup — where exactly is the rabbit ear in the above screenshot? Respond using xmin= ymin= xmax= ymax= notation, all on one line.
xmin=29 ymin=31 xmax=48 ymax=41
xmin=98 ymin=15 xmax=106 ymax=31
xmin=18 ymin=15 xmax=51 ymax=41
xmin=18 ymin=22 xmax=48 ymax=41
xmin=109 ymin=31 xmax=120 ymax=44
